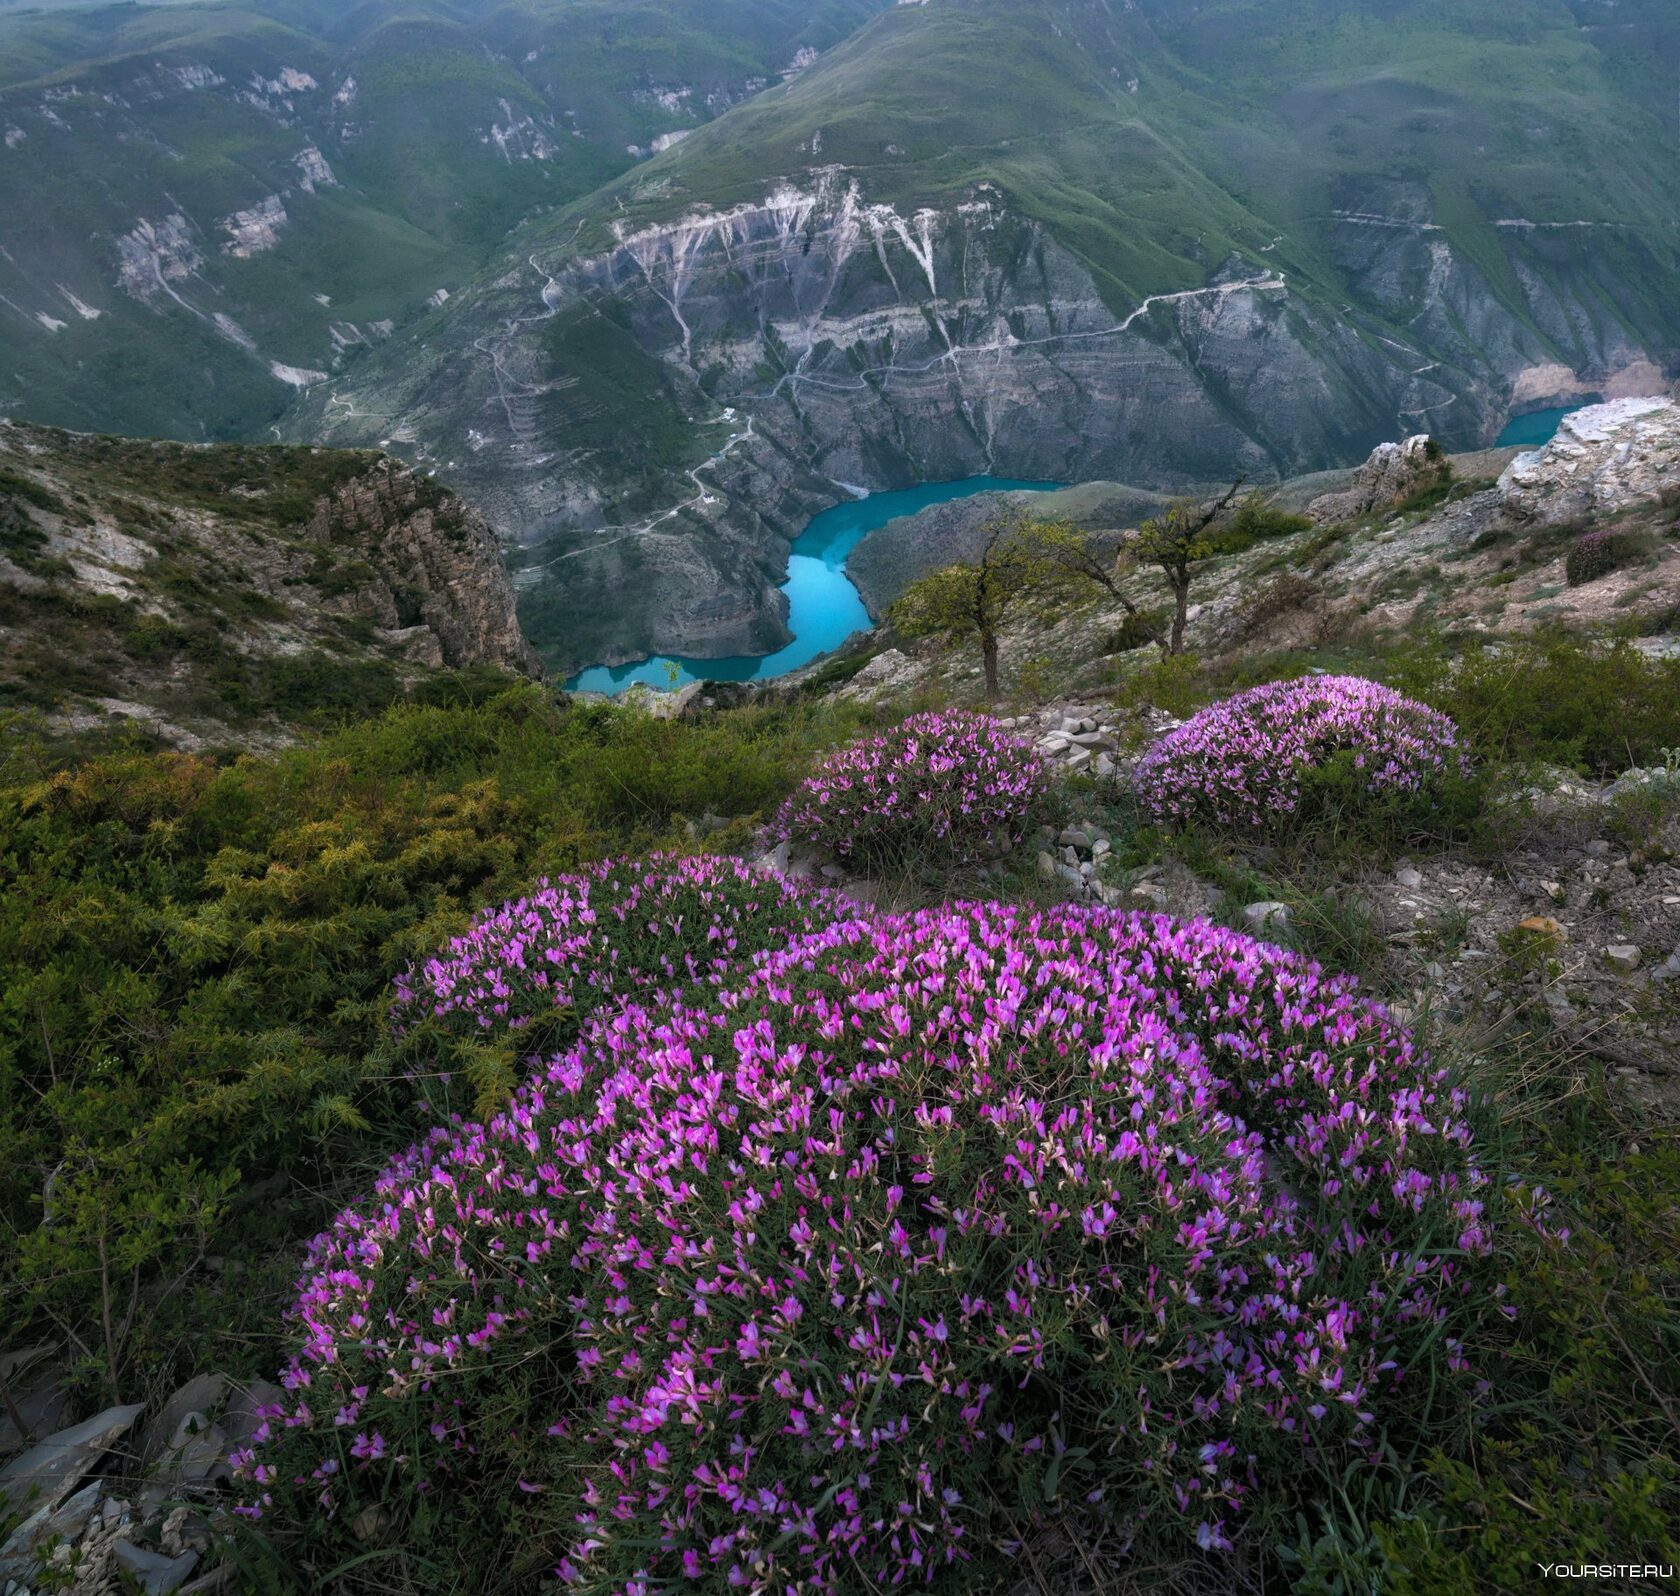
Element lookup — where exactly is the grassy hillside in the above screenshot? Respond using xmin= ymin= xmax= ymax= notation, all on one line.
xmin=0 ymin=419 xmax=539 ymax=748
xmin=2 ymin=631 xmax=1677 ymax=1590
xmin=550 ymin=0 xmax=1680 ymax=330
xmin=0 ymin=0 xmax=891 ymax=438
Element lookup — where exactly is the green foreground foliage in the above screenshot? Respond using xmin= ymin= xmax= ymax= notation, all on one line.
xmin=0 ymin=681 xmax=866 ymax=1406
xmin=2 ymin=636 xmax=1677 ymax=1593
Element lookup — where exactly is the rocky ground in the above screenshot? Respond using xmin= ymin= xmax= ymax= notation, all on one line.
xmin=0 ymin=422 xmax=539 ymax=751
xmin=0 ymin=1362 xmax=281 ymax=1594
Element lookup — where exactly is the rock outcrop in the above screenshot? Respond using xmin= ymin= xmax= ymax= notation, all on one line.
xmin=306 ymin=461 xmax=539 ymax=675
xmin=0 ymin=422 xmax=540 ymax=747
xmin=1306 ymin=435 xmax=1447 ymax=525
xmin=1497 ymin=397 xmax=1680 ymax=526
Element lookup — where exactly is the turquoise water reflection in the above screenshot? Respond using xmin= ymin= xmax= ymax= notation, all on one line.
xmin=1496 ymin=406 xmax=1578 ymax=449
xmin=567 ymin=477 xmax=1061 ymax=694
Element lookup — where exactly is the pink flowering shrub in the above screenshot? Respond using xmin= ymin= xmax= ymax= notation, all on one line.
xmin=1136 ymin=675 xmax=1470 ymax=832
xmin=1563 ymin=527 xmax=1645 ymax=587
xmin=240 ymin=901 xmax=1515 ymax=1592
xmin=390 ymin=853 xmax=853 ymax=1105
xmin=775 ymin=710 xmax=1049 ymax=864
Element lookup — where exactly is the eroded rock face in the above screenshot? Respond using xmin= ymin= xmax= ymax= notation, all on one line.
xmin=292 ymin=178 xmax=1508 ymax=672
xmin=308 ymin=461 xmax=540 ymax=675
xmin=290 ymin=159 xmax=1677 ymax=674
xmin=1498 ymin=397 xmax=1680 ymax=526
xmin=1306 ymin=434 xmax=1446 ymax=525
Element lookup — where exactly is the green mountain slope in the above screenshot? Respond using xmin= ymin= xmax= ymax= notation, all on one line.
xmin=0 ymin=0 xmax=891 ymax=438
xmin=283 ymin=0 xmax=1680 ymax=674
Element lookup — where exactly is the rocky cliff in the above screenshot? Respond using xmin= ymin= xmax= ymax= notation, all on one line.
xmin=305 ymin=172 xmax=1674 ymax=675
xmin=284 ymin=0 xmax=1680 ymax=676
xmin=1499 ymin=397 xmax=1680 ymax=528
xmin=0 ymin=422 xmax=538 ymax=747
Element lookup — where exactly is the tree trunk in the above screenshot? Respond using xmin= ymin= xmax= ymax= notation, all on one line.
xmin=980 ymin=625 xmax=1001 ymax=700
xmin=1169 ymin=578 xmax=1190 ymax=656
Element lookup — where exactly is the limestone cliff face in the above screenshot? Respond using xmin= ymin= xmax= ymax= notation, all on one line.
xmin=0 ymin=422 xmax=539 ymax=747
xmin=306 ymin=460 xmax=540 ymax=675
xmin=289 ymin=173 xmax=1677 ymax=674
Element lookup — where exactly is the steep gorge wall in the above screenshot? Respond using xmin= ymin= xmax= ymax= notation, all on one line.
xmin=293 ymin=174 xmax=1676 ymax=673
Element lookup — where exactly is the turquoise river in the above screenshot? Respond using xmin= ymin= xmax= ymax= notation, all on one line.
xmin=567 ymin=477 xmax=1060 ymax=695
xmin=570 ymin=411 xmax=1579 ymax=695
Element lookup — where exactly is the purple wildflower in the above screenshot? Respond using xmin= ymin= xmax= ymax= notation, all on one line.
xmin=1135 ymin=675 xmax=1469 ymax=832
xmin=241 ymin=897 xmax=1516 ymax=1592
xmin=775 ymin=711 xmax=1050 ymax=864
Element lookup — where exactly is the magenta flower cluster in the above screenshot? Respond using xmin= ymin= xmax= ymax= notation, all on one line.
xmin=775 ymin=710 xmax=1049 ymax=864
xmin=1135 ymin=675 xmax=1469 ymax=830
xmin=239 ymin=892 xmax=1529 ymax=1592
xmin=391 ymin=850 xmax=850 ymax=1069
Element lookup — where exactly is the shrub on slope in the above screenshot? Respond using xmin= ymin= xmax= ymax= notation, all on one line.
xmin=241 ymin=902 xmax=1514 ymax=1591
xmin=391 ymin=853 xmax=856 ymax=1111
xmin=1136 ymin=675 xmax=1468 ymax=833
xmin=775 ymin=709 xmax=1049 ymax=865
xmin=0 ymin=684 xmax=866 ymax=1404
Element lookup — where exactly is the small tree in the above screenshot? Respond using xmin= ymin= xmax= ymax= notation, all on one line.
xmin=889 ymin=512 xmax=1067 ymax=700
xmin=1019 ymin=519 xmax=1159 ymax=645
xmin=1128 ymin=479 xmax=1245 ymax=655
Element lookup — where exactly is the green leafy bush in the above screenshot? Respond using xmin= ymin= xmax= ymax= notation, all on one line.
xmin=1207 ymin=490 xmax=1313 ymax=554
xmin=1389 ymin=635 xmax=1680 ymax=775
xmin=0 ymin=686 xmax=862 ymax=1401
xmin=1104 ymin=607 xmax=1168 ymax=653
xmin=1378 ymin=1119 xmax=1680 ymax=1590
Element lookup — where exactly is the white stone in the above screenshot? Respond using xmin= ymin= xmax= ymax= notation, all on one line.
xmin=1604 ymin=944 xmax=1642 ymax=973
xmin=1243 ymin=901 xmax=1292 ymax=936
xmin=1499 ymin=397 xmax=1680 ymax=526
xmin=0 ymin=1480 xmax=102 ymax=1582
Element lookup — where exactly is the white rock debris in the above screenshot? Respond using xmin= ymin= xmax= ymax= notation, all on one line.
xmin=115 ymin=214 xmax=202 ymax=303
xmin=221 ymin=194 xmax=288 ymax=257
xmin=294 ymin=145 xmax=337 ymax=191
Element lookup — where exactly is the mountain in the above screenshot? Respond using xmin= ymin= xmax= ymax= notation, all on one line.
xmin=0 ymin=418 xmax=538 ymax=747
xmin=0 ymin=0 xmax=891 ymax=439
xmin=280 ymin=0 xmax=1680 ymax=674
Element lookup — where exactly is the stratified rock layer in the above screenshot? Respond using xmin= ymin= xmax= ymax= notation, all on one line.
xmin=1498 ymin=398 xmax=1680 ymax=526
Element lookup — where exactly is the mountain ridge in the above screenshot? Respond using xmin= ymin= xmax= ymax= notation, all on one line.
xmin=283 ymin=0 xmax=1680 ymax=671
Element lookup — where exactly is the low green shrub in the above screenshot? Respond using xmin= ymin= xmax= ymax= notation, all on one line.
xmin=1207 ymin=489 xmax=1313 ymax=554
xmin=0 ymin=686 xmax=863 ymax=1402
xmin=1378 ymin=1115 xmax=1680 ymax=1590
xmin=1389 ymin=635 xmax=1680 ymax=775
xmin=1103 ymin=607 xmax=1168 ymax=653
